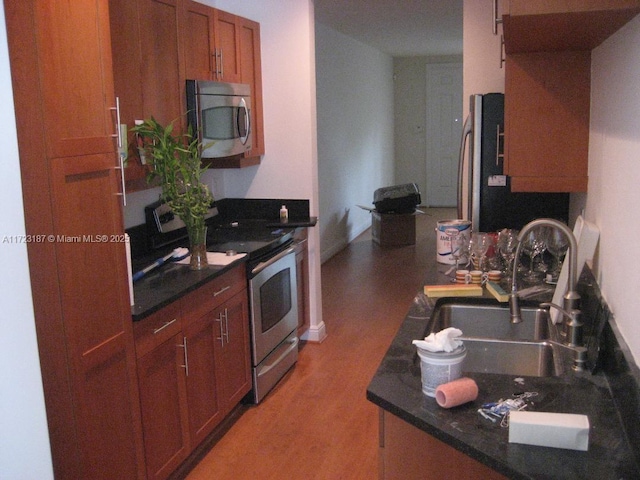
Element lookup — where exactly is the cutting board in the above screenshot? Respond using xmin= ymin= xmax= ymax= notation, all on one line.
xmin=551 ymin=216 xmax=599 ymax=324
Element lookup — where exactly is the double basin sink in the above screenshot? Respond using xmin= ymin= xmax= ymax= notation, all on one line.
xmin=423 ymin=297 xmax=564 ymax=377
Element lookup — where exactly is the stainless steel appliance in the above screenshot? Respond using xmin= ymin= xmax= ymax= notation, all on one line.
xmin=458 ymin=93 xmax=569 ymax=232
xmin=247 ymin=245 xmax=299 ymax=403
xmin=186 ymin=80 xmax=252 ymax=158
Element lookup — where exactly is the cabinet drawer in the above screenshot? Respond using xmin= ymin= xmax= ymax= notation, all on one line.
xmin=181 ymin=265 xmax=247 ymax=324
xmin=134 ymin=302 xmax=182 ymax=359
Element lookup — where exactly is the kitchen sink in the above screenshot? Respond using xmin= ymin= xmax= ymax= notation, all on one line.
xmin=423 ymin=298 xmax=563 ymax=377
xmin=425 ymin=297 xmax=549 ymax=342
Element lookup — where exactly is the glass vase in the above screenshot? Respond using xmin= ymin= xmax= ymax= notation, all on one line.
xmin=187 ymin=224 xmax=208 ymax=270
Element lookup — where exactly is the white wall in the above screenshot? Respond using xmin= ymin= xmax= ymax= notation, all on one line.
xmin=588 ymin=14 xmax=640 ymax=363
xmin=0 ymin=4 xmax=54 ymax=479
xmin=462 ymin=0 xmax=505 ymax=101
xmin=315 ymin=22 xmax=395 ymax=262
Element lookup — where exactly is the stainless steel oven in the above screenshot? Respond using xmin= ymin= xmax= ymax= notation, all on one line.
xmin=248 ymin=244 xmax=299 ymax=403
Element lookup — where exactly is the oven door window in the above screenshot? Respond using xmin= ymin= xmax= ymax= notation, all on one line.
xmin=259 ymin=268 xmax=292 ymax=333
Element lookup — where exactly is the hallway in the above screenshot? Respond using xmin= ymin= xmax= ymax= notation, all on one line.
xmin=186 ymin=208 xmax=456 ymax=479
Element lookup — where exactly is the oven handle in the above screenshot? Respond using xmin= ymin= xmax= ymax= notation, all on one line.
xmin=251 ymin=246 xmax=296 ymax=276
xmin=256 ymin=336 xmax=299 ymax=377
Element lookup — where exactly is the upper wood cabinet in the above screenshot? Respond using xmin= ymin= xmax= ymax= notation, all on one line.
xmin=110 ymin=0 xmax=186 ymax=192
xmin=185 ymin=1 xmax=241 ymax=82
xmin=500 ymin=1 xmax=640 ymax=192
xmin=503 ymin=0 xmax=640 ymax=53
xmin=504 ymin=51 xmax=590 ymax=192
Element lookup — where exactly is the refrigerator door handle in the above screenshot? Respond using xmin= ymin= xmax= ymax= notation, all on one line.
xmin=457 ymin=114 xmax=472 ymax=220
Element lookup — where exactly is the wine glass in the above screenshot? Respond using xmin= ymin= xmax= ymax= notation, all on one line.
xmin=497 ymin=229 xmax=519 ymax=283
xmin=469 ymin=232 xmax=492 ymax=271
xmin=521 ymin=227 xmax=547 ymax=284
xmin=546 ymin=228 xmax=569 ymax=283
xmin=449 ymin=233 xmax=469 ymax=281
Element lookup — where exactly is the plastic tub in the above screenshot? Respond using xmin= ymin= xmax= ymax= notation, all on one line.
xmin=416 ymin=345 xmax=466 ymax=397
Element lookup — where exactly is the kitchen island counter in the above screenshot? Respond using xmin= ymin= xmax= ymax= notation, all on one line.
xmin=367 ymin=265 xmax=640 ymax=479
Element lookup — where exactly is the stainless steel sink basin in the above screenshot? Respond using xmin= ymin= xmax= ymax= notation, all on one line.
xmin=426 ymin=298 xmax=549 ymax=342
xmin=424 ymin=298 xmax=562 ymax=377
xmin=461 ymin=338 xmax=558 ymax=377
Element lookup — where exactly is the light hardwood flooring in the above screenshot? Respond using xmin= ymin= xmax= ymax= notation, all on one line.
xmin=186 ymin=208 xmax=456 ymax=480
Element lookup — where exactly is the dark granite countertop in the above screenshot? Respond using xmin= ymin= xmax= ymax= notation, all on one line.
xmin=131 ymin=259 xmax=245 ymax=322
xmin=367 ymin=264 xmax=640 ymax=479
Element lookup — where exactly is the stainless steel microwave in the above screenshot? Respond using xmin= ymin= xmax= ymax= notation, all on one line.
xmin=186 ymin=80 xmax=252 ymax=158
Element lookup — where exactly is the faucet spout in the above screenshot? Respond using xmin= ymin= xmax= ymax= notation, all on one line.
xmin=509 ymin=218 xmax=581 ymax=325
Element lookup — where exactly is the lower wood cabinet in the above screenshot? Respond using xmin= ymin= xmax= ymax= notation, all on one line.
xmin=134 ymin=265 xmax=251 ymax=480
xmin=379 ymin=409 xmax=507 ymax=480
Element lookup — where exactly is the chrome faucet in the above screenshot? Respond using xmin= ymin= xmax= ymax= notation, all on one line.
xmin=509 ymin=218 xmax=581 ymax=335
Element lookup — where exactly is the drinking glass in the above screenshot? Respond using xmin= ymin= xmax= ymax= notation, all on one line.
xmin=469 ymin=232 xmax=492 ymax=271
xmin=521 ymin=228 xmax=547 ymax=283
xmin=546 ymin=228 xmax=569 ymax=283
xmin=449 ymin=233 xmax=469 ymax=281
xmin=497 ymin=229 xmax=519 ymax=282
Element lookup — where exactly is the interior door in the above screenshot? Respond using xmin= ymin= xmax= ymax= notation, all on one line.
xmin=425 ymin=63 xmax=463 ymax=207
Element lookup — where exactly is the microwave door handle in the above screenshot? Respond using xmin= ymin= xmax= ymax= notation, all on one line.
xmin=238 ymin=98 xmax=250 ymax=144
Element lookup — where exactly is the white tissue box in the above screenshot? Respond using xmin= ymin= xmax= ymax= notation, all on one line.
xmin=509 ymin=411 xmax=589 ymax=451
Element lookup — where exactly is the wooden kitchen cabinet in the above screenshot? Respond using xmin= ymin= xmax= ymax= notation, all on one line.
xmin=133 ymin=265 xmax=250 ymax=479
xmin=379 ymin=409 xmax=507 ymax=480
xmin=499 ymin=1 xmax=640 ymax=193
xmin=5 ymin=1 xmax=145 ymax=478
xmin=503 ymin=0 xmax=640 ymax=53
xmin=213 ymin=291 xmax=253 ymax=413
xmin=503 ymin=51 xmax=590 ymax=192
xmin=180 ymin=266 xmax=250 ymax=445
xmin=185 ymin=1 xmax=241 ymax=83
xmin=109 ymin=0 xmax=186 ymax=192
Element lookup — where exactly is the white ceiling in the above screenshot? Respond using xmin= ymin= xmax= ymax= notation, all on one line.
xmin=314 ymin=0 xmax=463 ymax=57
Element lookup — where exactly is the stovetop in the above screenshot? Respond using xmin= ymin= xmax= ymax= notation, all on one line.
xmin=206 ymin=221 xmax=294 ymax=260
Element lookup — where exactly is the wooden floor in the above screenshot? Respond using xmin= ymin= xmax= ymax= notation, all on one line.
xmin=186 ymin=208 xmax=456 ymax=480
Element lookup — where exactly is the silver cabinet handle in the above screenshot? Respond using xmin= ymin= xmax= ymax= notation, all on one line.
xmin=224 ymin=308 xmax=230 ymax=344
xmin=219 ymin=48 xmax=224 ymax=78
xmin=111 ymin=97 xmax=127 ymax=206
xmin=214 ymin=285 xmax=231 ymax=297
xmin=152 ymin=318 xmax=177 ymax=335
xmin=492 ymin=0 xmax=503 ymax=35
xmin=215 ymin=313 xmax=225 ymax=347
xmin=177 ymin=336 xmax=189 ymax=376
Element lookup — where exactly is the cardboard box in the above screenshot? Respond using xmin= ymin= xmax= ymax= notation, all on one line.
xmin=372 ymin=212 xmax=416 ymax=247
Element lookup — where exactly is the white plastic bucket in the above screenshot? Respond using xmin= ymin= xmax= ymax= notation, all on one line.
xmin=436 ymin=219 xmax=471 ymax=264
xmin=416 ymin=345 xmax=466 ymax=397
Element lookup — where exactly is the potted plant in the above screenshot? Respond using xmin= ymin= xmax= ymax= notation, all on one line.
xmin=132 ymin=118 xmax=213 ymax=270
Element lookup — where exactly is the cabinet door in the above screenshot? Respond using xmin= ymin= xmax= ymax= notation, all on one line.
xmin=137 ymin=334 xmax=190 ymax=480
xmin=183 ymin=312 xmax=224 ymax=446
xmin=35 ymin=0 xmax=118 ymax=159
xmin=504 ymin=51 xmax=590 ymax=192
xmin=110 ymin=0 xmax=185 ymax=191
xmin=239 ymin=17 xmax=265 ymax=158
xmin=11 ymin=1 xmax=146 ymax=478
xmin=215 ymin=291 xmax=252 ymax=412
xmin=215 ymin=10 xmax=242 ymax=83
xmin=185 ymin=0 xmax=216 ymax=80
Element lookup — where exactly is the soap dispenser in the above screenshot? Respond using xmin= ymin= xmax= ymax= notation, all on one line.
xmin=280 ymin=205 xmax=288 ymax=223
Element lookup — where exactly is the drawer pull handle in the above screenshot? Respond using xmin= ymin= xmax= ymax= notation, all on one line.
xmin=214 ymin=285 xmax=231 ymax=297
xmin=152 ymin=318 xmax=177 ymax=335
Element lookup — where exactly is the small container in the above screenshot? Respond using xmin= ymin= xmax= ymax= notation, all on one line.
xmin=416 ymin=345 xmax=466 ymax=397
xmin=280 ymin=205 xmax=288 ymax=223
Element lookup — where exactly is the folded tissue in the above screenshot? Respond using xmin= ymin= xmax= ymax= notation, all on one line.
xmin=412 ymin=327 xmax=463 ymax=353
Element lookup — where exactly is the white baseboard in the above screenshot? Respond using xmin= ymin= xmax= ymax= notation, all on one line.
xmin=300 ymin=321 xmax=327 ymax=343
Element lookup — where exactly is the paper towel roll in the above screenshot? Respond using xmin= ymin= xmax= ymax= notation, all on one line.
xmin=435 ymin=377 xmax=478 ymax=408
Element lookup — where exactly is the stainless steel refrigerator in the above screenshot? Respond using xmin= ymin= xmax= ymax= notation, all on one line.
xmin=458 ymin=93 xmax=569 ymax=232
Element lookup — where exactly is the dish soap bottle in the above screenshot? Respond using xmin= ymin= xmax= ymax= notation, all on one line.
xmin=280 ymin=205 xmax=288 ymax=223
